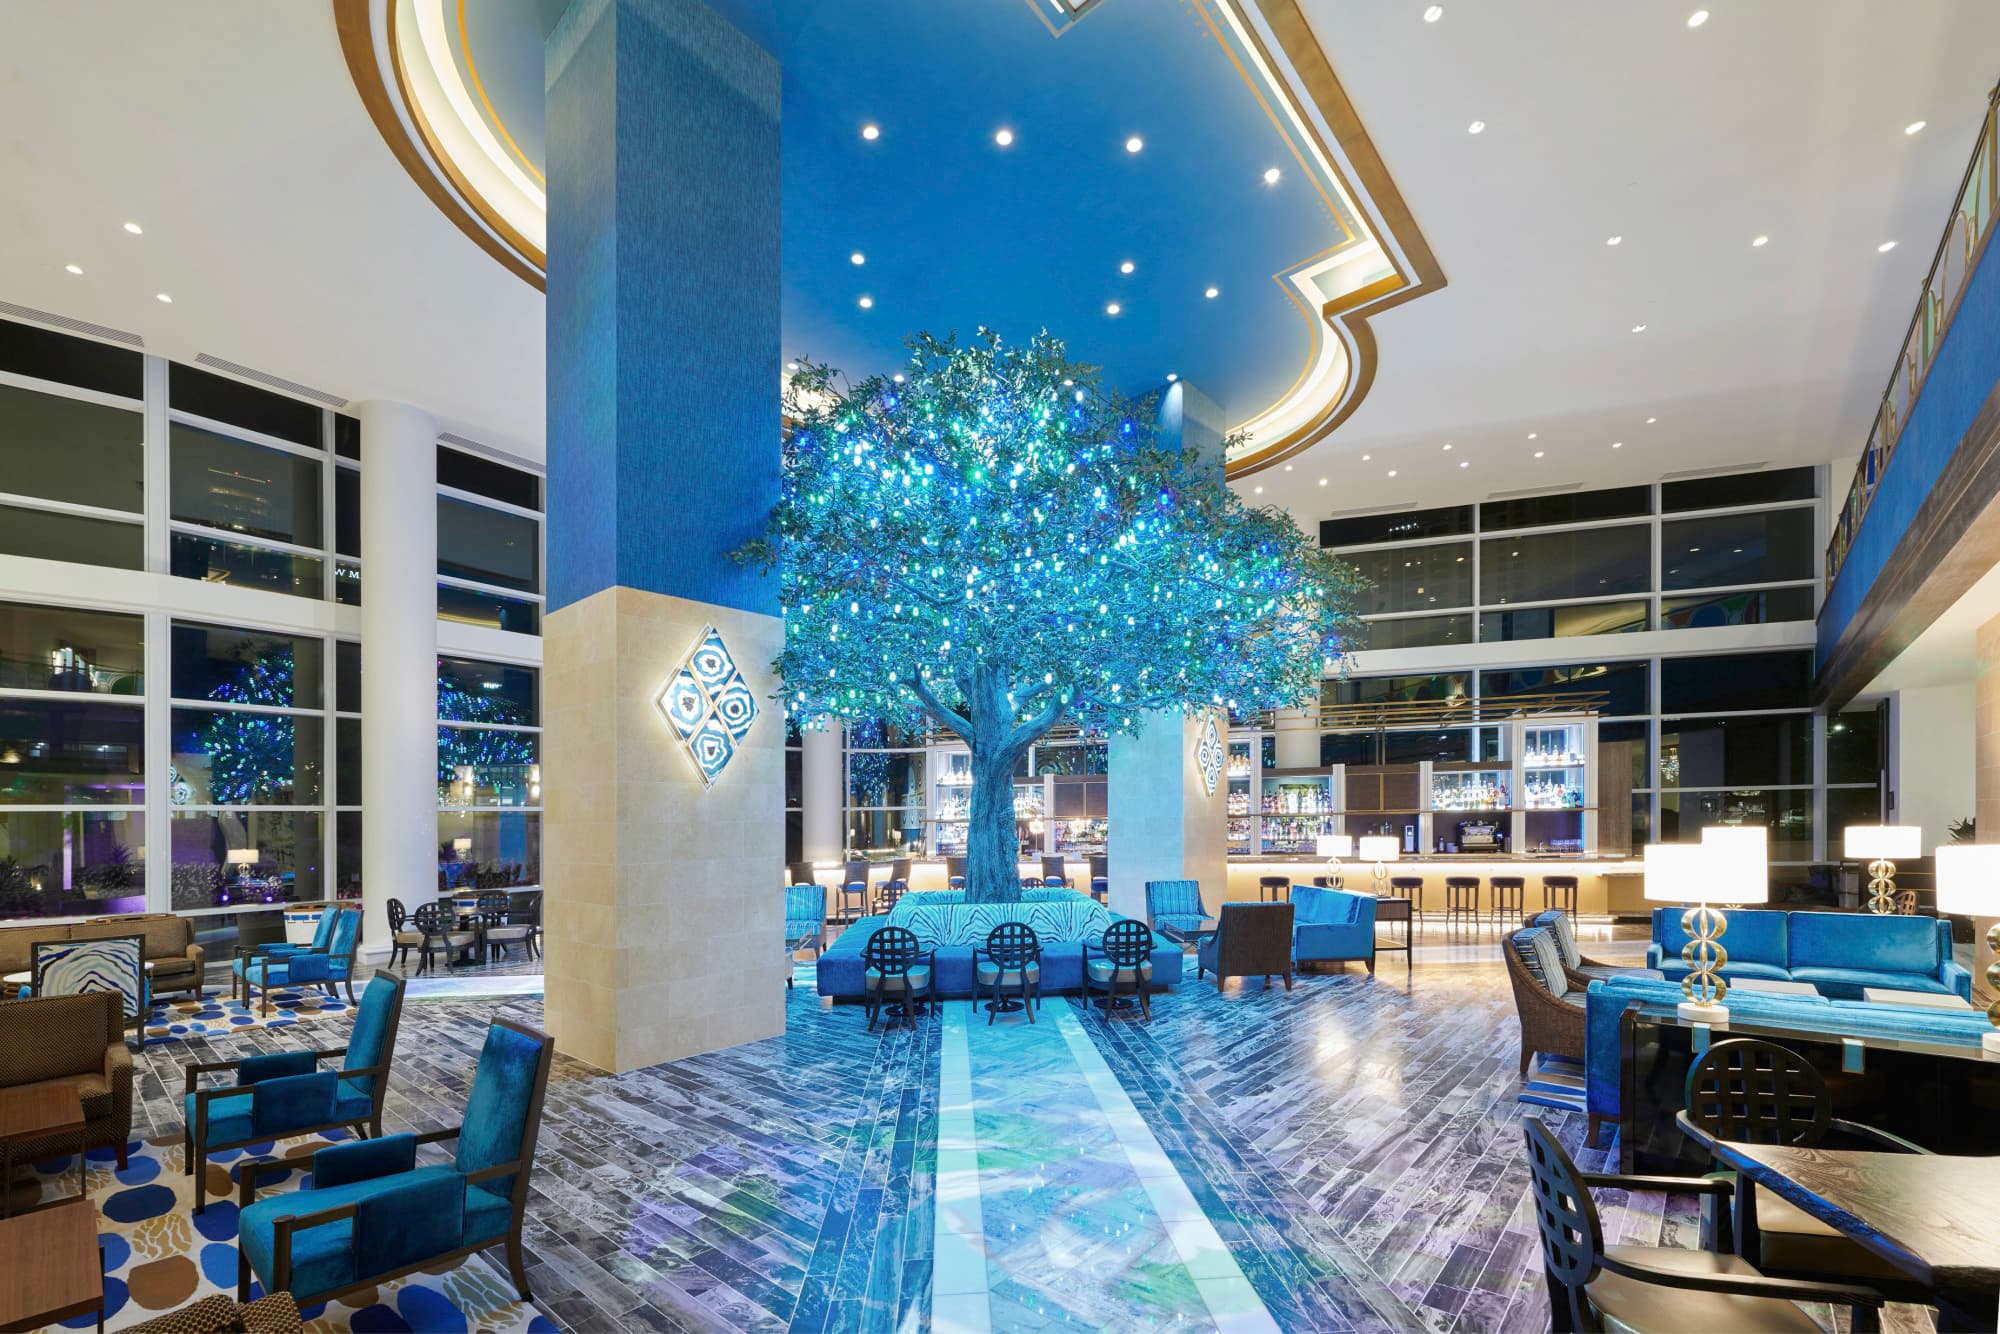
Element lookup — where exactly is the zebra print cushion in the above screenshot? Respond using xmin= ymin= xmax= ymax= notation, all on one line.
xmin=33 ymin=934 xmax=146 ymax=1022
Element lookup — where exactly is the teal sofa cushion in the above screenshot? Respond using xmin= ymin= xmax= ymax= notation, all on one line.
xmin=238 ymin=1163 xmax=464 ymax=1297
xmin=1651 ymin=907 xmax=1788 ymax=968
xmin=1789 ymin=965 xmax=1953 ymax=997
xmin=1787 ymin=911 xmax=1941 ymax=975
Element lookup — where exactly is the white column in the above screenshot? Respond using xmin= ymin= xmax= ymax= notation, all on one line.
xmin=358 ymin=400 xmax=437 ymax=962
xmin=801 ymin=723 xmax=843 ymax=868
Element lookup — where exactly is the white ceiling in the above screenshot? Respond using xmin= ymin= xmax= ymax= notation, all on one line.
xmin=1270 ymin=0 xmax=2000 ymax=522
xmin=0 ymin=0 xmax=546 ymax=461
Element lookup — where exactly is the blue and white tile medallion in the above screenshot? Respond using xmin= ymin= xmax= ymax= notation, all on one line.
xmin=1194 ymin=713 xmax=1224 ymax=794
xmin=655 ymin=626 xmax=758 ymax=787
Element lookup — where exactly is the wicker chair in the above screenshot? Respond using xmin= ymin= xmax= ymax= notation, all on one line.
xmin=1527 ymin=909 xmax=1634 ymax=989
xmin=0 ymin=990 xmax=134 ymax=1170
xmin=1505 ymin=927 xmax=1595 ymax=1138
xmin=127 ymin=1291 xmax=302 ymax=1334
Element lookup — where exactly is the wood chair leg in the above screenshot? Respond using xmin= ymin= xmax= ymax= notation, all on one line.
xmin=237 ymin=1244 xmax=252 ymax=1302
xmin=507 ymin=1235 xmax=532 ymax=1301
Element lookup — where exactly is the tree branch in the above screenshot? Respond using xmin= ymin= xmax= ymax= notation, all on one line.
xmin=906 ymin=674 xmax=972 ymax=739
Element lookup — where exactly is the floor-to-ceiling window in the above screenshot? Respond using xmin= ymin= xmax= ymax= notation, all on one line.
xmin=437 ymin=654 xmax=541 ymax=891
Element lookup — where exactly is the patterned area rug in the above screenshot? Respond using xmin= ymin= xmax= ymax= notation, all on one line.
xmin=22 ymin=1132 xmax=556 ymax=1332
xmin=1517 ymin=1054 xmax=1587 ymax=1113
xmin=142 ymin=987 xmax=348 ymax=1045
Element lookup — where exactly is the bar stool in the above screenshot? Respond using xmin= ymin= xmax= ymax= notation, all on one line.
xmin=1541 ymin=875 xmax=1579 ymax=915
xmin=1388 ymin=875 xmax=1426 ymax=926
xmin=1443 ymin=876 xmax=1481 ymax=933
xmin=1489 ymin=876 xmax=1526 ymax=932
xmin=1258 ymin=875 xmax=1290 ymax=902
xmin=840 ymin=880 xmax=870 ymax=921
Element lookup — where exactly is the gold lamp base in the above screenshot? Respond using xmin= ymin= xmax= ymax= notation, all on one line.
xmin=1866 ymin=857 xmax=1899 ymax=914
xmin=1680 ymin=903 xmax=1729 ymax=1020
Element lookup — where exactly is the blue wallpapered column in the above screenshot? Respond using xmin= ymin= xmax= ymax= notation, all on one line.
xmin=1107 ymin=382 xmax=1232 ymax=921
xmin=544 ymin=0 xmax=784 ymax=1072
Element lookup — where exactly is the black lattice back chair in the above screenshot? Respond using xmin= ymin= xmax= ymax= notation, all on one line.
xmin=1084 ymin=919 xmax=1155 ymax=1020
xmin=478 ymin=890 xmax=535 ymax=962
xmin=386 ymin=898 xmax=423 ymax=972
xmin=860 ymin=925 xmax=933 ymax=1032
xmin=1521 ymin=1116 xmax=1879 ymax=1333
xmin=411 ymin=901 xmax=475 ymax=976
xmin=871 ymin=878 xmax=910 ymax=916
xmin=975 ymin=922 xmax=1042 ymax=1025
xmin=1018 ymin=877 xmax=1044 ymax=891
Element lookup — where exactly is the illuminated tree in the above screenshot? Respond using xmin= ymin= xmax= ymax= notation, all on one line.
xmin=744 ymin=330 xmax=1365 ymax=903
xmin=200 ymin=650 xmax=299 ymax=804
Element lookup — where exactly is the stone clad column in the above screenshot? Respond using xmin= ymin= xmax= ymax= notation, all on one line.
xmin=357 ymin=400 xmax=437 ymax=962
xmin=542 ymin=0 xmax=783 ymax=1072
xmin=1973 ymin=615 xmax=2000 ymax=1003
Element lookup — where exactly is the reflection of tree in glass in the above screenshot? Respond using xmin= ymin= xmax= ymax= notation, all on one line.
xmin=848 ymin=718 xmax=893 ymax=806
xmin=437 ymin=676 xmax=536 ymax=790
xmin=200 ymin=647 xmax=297 ymax=804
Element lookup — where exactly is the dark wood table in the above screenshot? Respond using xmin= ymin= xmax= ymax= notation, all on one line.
xmin=0 ymin=1083 xmax=85 ymax=1217
xmin=1677 ymin=1113 xmax=2000 ymax=1330
xmin=1158 ymin=917 xmax=1219 ymax=946
xmin=0 ymin=1198 xmax=102 ymax=1332
xmin=1373 ymin=896 xmax=1413 ymax=970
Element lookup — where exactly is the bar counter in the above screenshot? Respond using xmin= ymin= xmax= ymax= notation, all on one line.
xmin=1225 ymin=855 xmax=1640 ymax=918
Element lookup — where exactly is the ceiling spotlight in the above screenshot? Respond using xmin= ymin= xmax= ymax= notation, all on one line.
xmin=1318 ymin=477 xmax=1328 ymax=486
xmin=1878 ymin=240 xmax=1898 ymax=253
xmin=1387 ymin=469 xmax=1398 ymax=477
xmin=850 ymin=251 xmax=865 ymax=265
xmin=1166 ymin=372 xmax=1179 ymax=382
xmin=1606 ymin=236 xmax=1622 ymax=246
xmin=892 ymin=373 xmax=905 ymax=383
xmin=1527 ymin=432 xmax=1538 ymax=439
xmin=1423 ymin=4 xmax=1443 ymax=20
xmin=1752 ymin=234 xmax=1769 ymax=247
xmin=1458 ymin=460 xmax=1469 ymax=468
xmin=1125 ymin=136 xmax=1144 ymax=154
xmin=1646 ymin=416 xmax=1657 ymax=423
xmin=858 ymin=295 xmax=874 ymax=309
xmin=861 ymin=124 xmax=880 ymax=141
xmin=1105 ymin=302 xmax=1121 ymax=316
xmin=1120 ymin=260 xmax=1135 ymax=274
xmin=1467 ymin=120 xmax=1486 ymax=135
xmin=122 ymin=222 xmax=143 ymax=235
xmin=1263 ymin=166 xmax=1282 ymax=185
xmin=1533 ymin=450 xmax=1545 ymax=458
xmin=1905 ymin=120 xmax=1927 ymax=136
xmin=1204 ymin=286 xmax=1220 ymax=299
xmin=1442 ymin=442 xmax=1453 ymax=451
xmin=994 ymin=128 xmax=1015 ymax=147
xmin=63 ymin=264 xmax=81 ymax=275
xmin=786 ymin=360 xmax=799 ymax=372
xmin=1283 ymin=464 xmax=1293 ymax=471
xmin=1631 ymin=323 xmax=1648 ymax=333
xmin=1687 ymin=9 xmax=1709 ymax=27
xmin=1254 ymin=486 xmax=1264 ymax=494
xmin=155 ymin=292 xmax=173 ymax=304
xmin=1611 ymin=441 xmax=1623 ymax=449
xmin=1361 ymin=454 xmax=1372 ymax=461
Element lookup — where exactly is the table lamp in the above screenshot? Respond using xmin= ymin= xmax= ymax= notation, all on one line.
xmin=1934 ymin=844 xmax=2000 ymax=1053
xmin=1844 ymin=824 xmax=1922 ymax=914
xmin=1317 ymin=833 xmax=1353 ymax=890
xmin=1357 ymin=835 xmax=1398 ymax=895
xmin=226 ymin=848 xmax=259 ymax=867
xmin=1645 ymin=830 xmax=1768 ymax=1022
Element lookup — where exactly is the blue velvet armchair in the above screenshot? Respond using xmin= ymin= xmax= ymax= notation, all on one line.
xmin=184 ymin=969 xmax=406 ymax=1214
xmin=234 ymin=909 xmax=360 ymax=1016
xmin=1145 ymin=880 xmax=1208 ymax=938
xmin=1291 ymin=886 xmax=1377 ymax=973
xmin=254 ymin=907 xmax=338 ymax=960
xmin=236 ymin=1018 xmax=555 ymax=1308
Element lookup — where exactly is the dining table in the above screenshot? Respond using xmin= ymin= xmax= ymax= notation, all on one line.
xmin=1678 ymin=1110 xmax=2000 ymax=1330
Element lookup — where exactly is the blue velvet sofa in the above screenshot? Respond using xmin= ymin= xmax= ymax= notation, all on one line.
xmin=1291 ymin=886 xmax=1376 ymax=971
xmin=816 ymin=888 xmax=1184 ymax=998
xmin=1646 ymin=908 xmax=1970 ymax=1000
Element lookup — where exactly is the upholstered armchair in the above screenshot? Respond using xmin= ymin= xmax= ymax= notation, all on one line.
xmin=234 ymin=909 xmax=360 ymax=1016
xmin=127 ymin=1292 xmax=301 ymax=1334
xmin=0 ymin=990 xmax=133 ymax=1169
xmin=246 ymin=906 xmax=338 ymax=960
xmin=184 ymin=970 xmax=406 ymax=1213
xmin=1506 ymin=926 xmax=1588 ymax=1117
xmin=23 ymin=934 xmax=151 ymax=1043
xmin=1527 ymin=909 xmax=1638 ymax=989
xmin=78 ymin=913 xmax=205 ymax=1001
xmin=237 ymin=1019 xmax=556 ymax=1308
xmin=1196 ymin=902 xmax=1296 ymax=991
xmin=1292 ymin=886 xmax=1377 ymax=973
xmin=1144 ymin=879 xmax=1208 ymax=938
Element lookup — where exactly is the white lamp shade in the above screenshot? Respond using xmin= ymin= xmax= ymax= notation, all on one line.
xmin=1357 ymin=835 xmax=1400 ymax=863
xmin=1935 ymin=844 xmax=2000 ymax=915
xmin=1316 ymin=834 xmax=1353 ymax=859
xmin=226 ymin=848 xmax=260 ymax=865
xmin=1700 ymin=825 xmax=1770 ymax=905
xmin=1844 ymin=824 xmax=1922 ymax=861
xmin=1643 ymin=842 xmax=1707 ymax=902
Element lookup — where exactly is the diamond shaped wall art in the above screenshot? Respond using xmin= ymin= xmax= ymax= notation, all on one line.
xmin=1194 ymin=715 xmax=1224 ymax=795
xmin=655 ymin=626 xmax=759 ymax=788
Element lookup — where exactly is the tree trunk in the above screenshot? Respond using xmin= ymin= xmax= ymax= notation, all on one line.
xmin=965 ymin=732 xmax=1022 ymax=904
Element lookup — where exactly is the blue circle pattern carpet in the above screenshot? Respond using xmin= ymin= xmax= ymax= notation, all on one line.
xmin=141 ymin=988 xmax=348 ymax=1045
xmin=21 ymin=1133 xmax=558 ymax=1332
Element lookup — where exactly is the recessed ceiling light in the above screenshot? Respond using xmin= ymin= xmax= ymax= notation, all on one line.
xmin=892 ymin=373 xmax=905 ymax=383
xmin=1606 ymin=235 xmax=1622 ymax=246
xmin=850 ymin=251 xmax=865 ymax=265
xmin=1905 ymin=120 xmax=1927 ymax=136
xmin=1878 ymin=241 xmax=1897 ymax=253
xmin=1423 ymin=4 xmax=1443 ymax=20
xmin=1611 ymin=441 xmax=1623 ymax=449
xmin=1361 ymin=454 xmax=1372 ymax=461
xmin=1467 ymin=120 xmax=1486 ymax=135
xmin=1283 ymin=463 xmax=1292 ymax=471
xmin=994 ymin=128 xmax=1015 ymax=147
xmin=1204 ymin=286 xmax=1220 ymax=299
xmin=1125 ymin=136 xmax=1144 ymax=154
xmin=1631 ymin=323 xmax=1648 ymax=333
xmin=63 ymin=264 xmax=81 ymax=275
xmin=1458 ymin=460 xmax=1469 ymax=468
xmin=1387 ymin=469 xmax=1398 ymax=477
xmin=786 ymin=360 xmax=799 ymax=372
xmin=1646 ymin=416 xmax=1657 ymax=424
xmin=1120 ymin=260 xmax=1135 ymax=274
xmin=1752 ymin=234 xmax=1769 ymax=247
xmin=1263 ymin=167 xmax=1282 ymax=185
xmin=1527 ymin=432 xmax=1538 ymax=440
xmin=861 ymin=124 xmax=880 ymax=141
xmin=1533 ymin=450 xmax=1545 ymax=458
xmin=1318 ymin=477 xmax=1329 ymax=486
xmin=1687 ymin=9 xmax=1709 ymax=27
xmin=155 ymin=292 xmax=172 ymax=303
xmin=1254 ymin=486 xmax=1264 ymax=494
xmin=858 ymin=295 xmax=874 ymax=309
xmin=1166 ymin=372 xmax=1179 ymax=382
xmin=1105 ymin=302 xmax=1121 ymax=316
xmin=122 ymin=222 xmax=143 ymax=235
xmin=1442 ymin=442 xmax=1453 ymax=451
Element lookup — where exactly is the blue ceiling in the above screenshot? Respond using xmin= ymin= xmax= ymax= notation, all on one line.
xmin=463 ymin=0 xmax=1348 ymax=422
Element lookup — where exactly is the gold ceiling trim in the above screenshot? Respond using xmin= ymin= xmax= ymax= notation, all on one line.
xmin=459 ymin=0 xmax=547 ymax=187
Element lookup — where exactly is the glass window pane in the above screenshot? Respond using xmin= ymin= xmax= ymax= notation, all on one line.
xmin=1659 ymin=651 xmax=1811 ymax=713
xmin=0 ymin=601 xmax=142 ymax=695
xmin=439 ymin=811 xmax=541 ymax=888
xmin=847 ymin=808 xmax=924 ymax=854
xmin=0 ymin=383 xmax=143 ymax=512
xmin=1480 ymin=600 xmax=1649 ymax=642
xmin=438 ymin=725 xmax=539 ymax=804
xmin=438 ymin=657 xmax=537 ymax=726
xmin=171 ymin=625 xmax=323 ymax=709
xmin=1661 ymin=509 xmax=1814 ymax=589
xmin=1630 ymin=793 xmax=1652 ymax=846
xmin=1325 ymin=673 xmax=1472 ymax=708
xmin=0 ymin=810 xmax=146 ymax=919
xmin=1321 ymin=732 xmax=1376 ymax=766
xmin=335 ymin=811 xmax=363 ymax=893
xmin=1828 ymin=706 xmax=1885 ymax=785
xmin=169 ymin=365 xmax=322 ymax=448
xmin=786 ymin=809 xmax=802 ymax=866
xmin=785 ymin=747 xmax=802 ymax=807
xmin=438 ymin=446 xmax=540 ymax=510
xmin=1480 ymin=485 xmax=1652 ymax=532
xmin=333 ymin=413 xmax=360 ymax=461
xmin=438 ymin=583 xmax=541 ymax=635
xmin=1482 ymin=524 xmax=1650 ymax=604
xmin=170 ymin=423 xmax=322 ymax=546
xmin=335 ymin=561 xmax=361 ymax=605
xmin=170 ymin=810 xmax=322 ymax=908
xmin=334 ymin=465 xmax=359 ymax=558
xmin=1827 ymin=785 xmax=1883 ymax=836
xmin=1663 ymin=466 xmax=1815 ymax=512
xmin=1481 ymin=662 xmax=1650 ymax=717
xmin=1659 ymin=715 xmax=1812 ymax=788
xmin=1384 ymin=729 xmax=1476 ymax=764
xmin=0 ymin=505 xmax=142 ymax=570
xmin=335 ymin=640 xmax=360 ymax=714
xmin=848 ymin=749 xmax=925 ymax=808
xmin=438 ymin=496 xmax=538 ymax=593
xmin=1661 ymin=587 xmax=1815 ymax=629
xmin=171 ymin=709 xmax=324 ymax=806
xmin=0 ymin=699 xmax=144 ymax=804
xmin=850 ymin=719 xmax=928 ymax=749
xmin=0 ymin=317 xmax=142 ymax=398
xmin=1358 ymin=613 xmax=1473 ymax=651
xmin=337 ymin=718 xmax=361 ymax=806
xmin=1346 ymin=542 xmax=1473 ymax=615
xmin=170 ymin=532 xmax=323 ymax=599
xmin=1658 ymin=792 xmax=1812 ymax=863
xmin=1320 ymin=505 xmax=1472 ymax=547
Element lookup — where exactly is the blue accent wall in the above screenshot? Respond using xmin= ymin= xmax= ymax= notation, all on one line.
xmin=1819 ymin=229 xmax=2000 ymax=665
xmin=546 ymin=0 xmax=781 ymax=615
